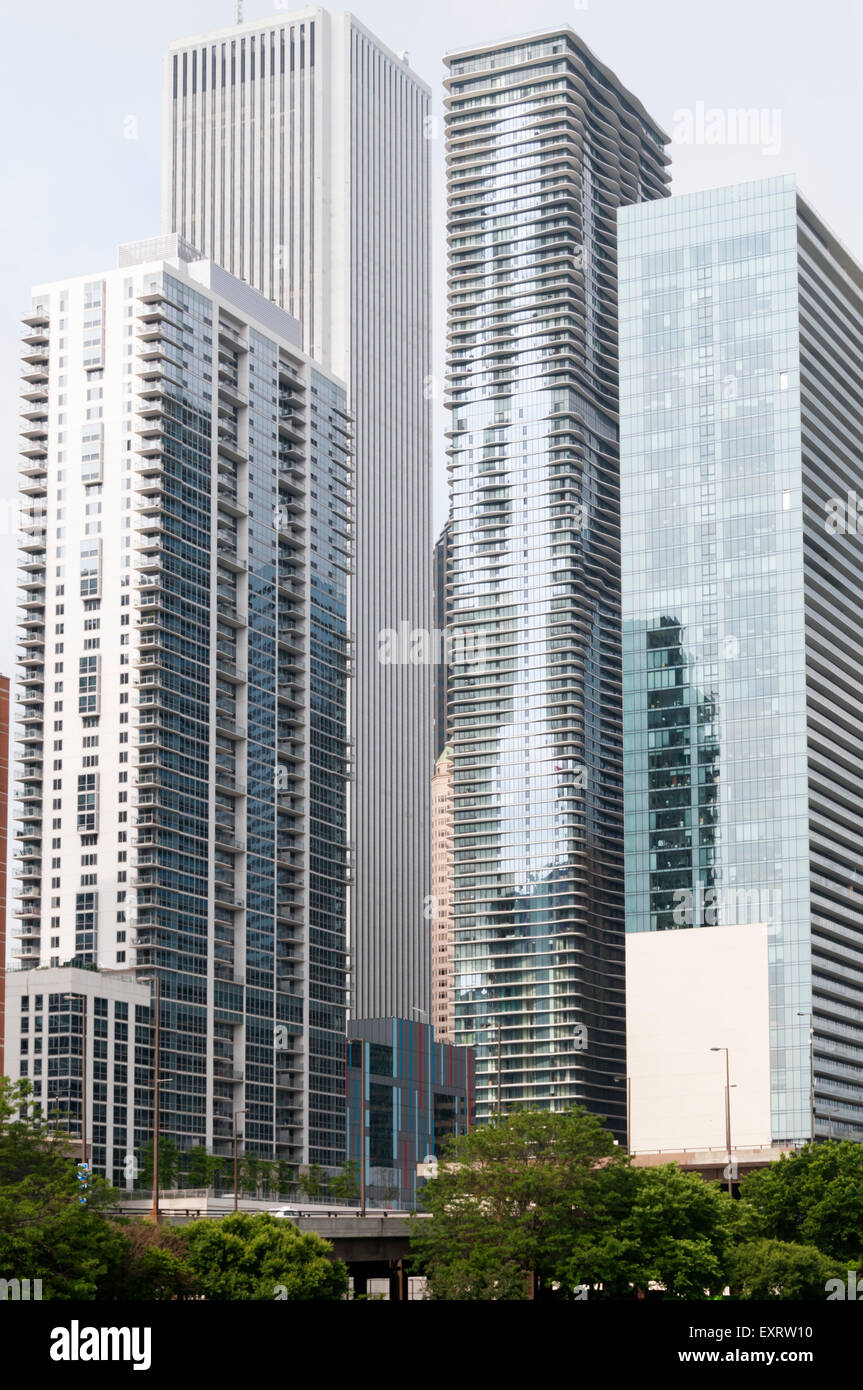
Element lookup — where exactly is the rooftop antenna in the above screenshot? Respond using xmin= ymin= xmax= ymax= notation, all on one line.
xmin=236 ymin=1 xmax=244 ymax=22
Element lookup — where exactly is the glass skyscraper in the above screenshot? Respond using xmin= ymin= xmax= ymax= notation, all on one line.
xmin=621 ymin=175 xmax=863 ymax=1146
xmin=444 ymin=31 xmax=669 ymax=1127
xmin=12 ymin=236 xmax=351 ymax=1178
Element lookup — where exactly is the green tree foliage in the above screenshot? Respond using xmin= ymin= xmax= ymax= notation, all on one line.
xmin=181 ymin=1212 xmax=348 ymax=1300
xmin=297 ymin=1163 xmax=325 ymax=1201
xmin=0 ymin=1077 xmax=123 ymax=1298
xmin=137 ymin=1136 xmax=180 ymax=1191
xmin=739 ymin=1141 xmax=863 ymax=1263
xmin=410 ymin=1107 xmax=626 ymax=1299
xmin=728 ymin=1238 xmax=842 ymax=1300
xmin=98 ymin=1221 xmax=196 ymax=1301
xmin=329 ymin=1161 xmax=360 ymax=1202
xmin=274 ymin=1160 xmax=297 ymax=1198
xmin=580 ymin=1164 xmax=733 ymax=1299
xmin=184 ymin=1146 xmax=223 ymax=1190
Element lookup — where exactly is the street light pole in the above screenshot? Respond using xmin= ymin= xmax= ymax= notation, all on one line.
xmin=62 ymin=993 xmax=88 ymax=1169
xmin=149 ymin=977 xmax=161 ymax=1224
xmin=233 ymin=1107 xmax=247 ymax=1213
xmin=627 ymin=1075 xmax=631 ymax=1156
xmin=711 ymin=1047 xmax=733 ymax=1197
xmin=83 ymin=997 xmax=89 ymax=1169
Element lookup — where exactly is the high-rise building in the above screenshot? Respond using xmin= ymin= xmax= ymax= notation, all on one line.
xmin=346 ymin=1017 xmax=473 ymax=1208
xmin=443 ymin=32 xmax=669 ymax=1127
xmin=163 ymin=9 xmax=433 ymax=1020
xmin=4 ymin=966 xmax=152 ymax=1178
xmin=433 ymin=522 xmax=452 ymax=760
xmin=12 ymin=234 xmax=351 ymax=1180
xmin=0 ymin=673 xmax=9 ymax=1075
xmin=620 ymin=175 xmax=863 ymax=1151
xmin=430 ymin=743 xmax=455 ymax=1043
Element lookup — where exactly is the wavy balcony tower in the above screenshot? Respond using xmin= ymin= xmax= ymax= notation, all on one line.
xmin=443 ymin=32 xmax=669 ymax=1128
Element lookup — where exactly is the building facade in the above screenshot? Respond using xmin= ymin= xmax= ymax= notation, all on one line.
xmin=4 ymin=966 xmax=151 ymax=1184
xmin=430 ymin=744 xmax=455 ymax=1043
xmin=620 ymin=175 xmax=863 ymax=1150
xmin=0 ymin=674 xmax=9 ymax=1075
xmin=13 ymin=235 xmax=351 ymax=1176
xmin=443 ymin=31 xmax=669 ymax=1127
xmin=433 ymin=521 xmax=452 ymax=760
xmin=346 ymin=1017 xmax=472 ymax=1208
xmin=163 ymin=9 xmax=433 ymax=1020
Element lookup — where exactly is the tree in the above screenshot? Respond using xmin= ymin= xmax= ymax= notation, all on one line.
xmin=185 ymin=1146 xmax=221 ymax=1190
xmin=0 ymin=1077 xmax=124 ymax=1299
xmin=297 ymin=1163 xmax=325 ymax=1201
xmin=329 ymin=1161 xmax=359 ymax=1203
xmin=410 ymin=1106 xmax=625 ymax=1299
xmin=97 ymin=1221 xmax=196 ymax=1301
xmin=238 ymin=1152 xmax=265 ymax=1197
xmin=137 ymin=1136 xmax=180 ymax=1192
xmin=274 ymin=1160 xmax=297 ymax=1199
xmin=728 ymin=1239 xmax=841 ymax=1300
xmin=579 ymin=1163 xmax=733 ymax=1299
xmin=739 ymin=1141 xmax=863 ymax=1262
xmin=181 ymin=1212 xmax=347 ymax=1300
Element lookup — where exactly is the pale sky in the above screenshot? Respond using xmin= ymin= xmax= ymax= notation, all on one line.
xmin=2 ymin=0 xmax=862 ymax=691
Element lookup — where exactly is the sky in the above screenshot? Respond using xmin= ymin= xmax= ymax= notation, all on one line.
xmin=1 ymin=0 xmax=862 ymax=690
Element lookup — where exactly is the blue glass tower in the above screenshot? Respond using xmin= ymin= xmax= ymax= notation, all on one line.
xmin=620 ymin=176 xmax=863 ymax=1145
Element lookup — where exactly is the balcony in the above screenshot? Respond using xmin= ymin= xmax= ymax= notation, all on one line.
xmin=216 ymin=598 xmax=247 ymax=628
xmin=213 ymin=962 xmax=243 ymax=985
xmin=20 ymin=344 xmax=49 ymax=367
xmin=214 ymin=708 xmax=245 ymax=739
xmin=277 ymin=683 xmax=305 ymax=710
xmin=277 ymin=626 xmax=306 ymax=657
xmin=218 ymin=321 xmax=247 ymax=351
xmin=216 ymin=655 xmax=246 ymax=684
xmin=218 ymin=372 xmax=248 ymax=408
xmin=213 ymin=1059 xmax=244 ymax=1083
xmin=19 ymin=527 xmax=47 ymax=552
xmin=214 ymin=768 xmax=246 ymax=797
xmin=214 ymin=884 xmax=245 ymax=911
xmin=217 ymin=431 xmax=247 ymax=466
xmin=214 ymin=825 xmax=245 ymax=852
xmin=20 ymin=361 xmax=49 ymax=385
xmin=217 ymin=484 xmax=248 ymax=519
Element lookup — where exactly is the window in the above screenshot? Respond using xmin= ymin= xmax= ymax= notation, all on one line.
xmin=75 ymin=891 xmax=97 ymax=963
xmin=77 ymin=772 xmax=98 ymax=833
xmin=81 ymin=424 xmax=103 ymax=483
xmin=80 ymin=539 xmax=101 ymax=598
xmin=78 ymin=654 xmax=100 ymax=715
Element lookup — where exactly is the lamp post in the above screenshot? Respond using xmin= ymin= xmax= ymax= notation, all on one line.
xmin=61 ymin=993 xmax=88 ymax=1168
xmin=797 ymin=1010 xmax=815 ymax=1144
xmin=233 ymin=1107 xmax=247 ymax=1213
xmin=711 ymin=1047 xmax=733 ymax=1196
xmin=149 ymin=976 xmax=161 ymax=1223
